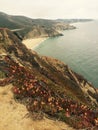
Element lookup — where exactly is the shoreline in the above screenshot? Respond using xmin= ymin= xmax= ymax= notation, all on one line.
xmin=22 ymin=37 xmax=48 ymax=50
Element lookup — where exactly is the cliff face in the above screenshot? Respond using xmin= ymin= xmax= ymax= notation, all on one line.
xmin=0 ymin=12 xmax=76 ymax=39
xmin=23 ymin=25 xmax=63 ymax=39
xmin=53 ymin=23 xmax=76 ymax=31
xmin=0 ymin=28 xmax=98 ymax=129
xmin=21 ymin=23 xmax=76 ymax=39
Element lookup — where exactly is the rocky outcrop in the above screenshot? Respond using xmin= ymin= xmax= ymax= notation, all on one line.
xmin=53 ymin=23 xmax=76 ymax=31
xmin=23 ymin=23 xmax=76 ymax=39
xmin=24 ymin=25 xmax=63 ymax=39
xmin=0 ymin=28 xmax=98 ymax=129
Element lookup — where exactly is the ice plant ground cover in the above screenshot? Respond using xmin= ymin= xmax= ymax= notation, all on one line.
xmin=0 ymin=55 xmax=98 ymax=129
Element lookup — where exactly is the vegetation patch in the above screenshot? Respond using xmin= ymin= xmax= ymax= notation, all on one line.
xmin=0 ymin=55 xmax=98 ymax=129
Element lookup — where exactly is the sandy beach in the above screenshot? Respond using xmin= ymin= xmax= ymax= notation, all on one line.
xmin=22 ymin=37 xmax=48 ymax=50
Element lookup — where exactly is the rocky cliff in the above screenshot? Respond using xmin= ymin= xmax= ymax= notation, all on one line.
xmin=23 ymin=25 xmax=63 ymax=39
xmin=0 ymin=28 xmax=98 ymax=129
xmin=0 ymin=12 xmax=76 ymax=39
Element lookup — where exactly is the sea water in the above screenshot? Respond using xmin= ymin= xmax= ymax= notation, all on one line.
xmin=35 ymin=20 xmax=98 ymax=88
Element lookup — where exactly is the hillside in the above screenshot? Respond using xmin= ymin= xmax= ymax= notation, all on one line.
xmin=0 ymin=28 xmax=98 ymax=129
xmin=0 ymin=84 xmax=74 ymax=130
xmin=0 ymin=12 xmax=76 ymax=39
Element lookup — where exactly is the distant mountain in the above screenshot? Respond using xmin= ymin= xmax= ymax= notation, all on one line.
xmin=56 ymin=19 xmax=93 ymax=23
xmin=0 ymin=12 xmax=76 ymax=39
xmin=0 ymin=28 xmax=98 ymax=129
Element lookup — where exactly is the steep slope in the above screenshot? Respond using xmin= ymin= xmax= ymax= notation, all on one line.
xmin=0 ymin=12 xmax=22 ymax=29
xmin=23 ymin=25 xmax=63 ymax=39
xmin=0 ymin=84 xmax=74 ymax=130
xmin=0 ymin=28 xmax=98 ymax=129
xmin=0 ymin=12 xmax=75 ymax=39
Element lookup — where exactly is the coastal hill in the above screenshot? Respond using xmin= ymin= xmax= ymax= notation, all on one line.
xmin=0 ymin=28 xmax=98 ymax=129
xmin=0 ymin=12 xmax=94 ymax=40
xmin=0 ymin=12 xmax=76 ymax=39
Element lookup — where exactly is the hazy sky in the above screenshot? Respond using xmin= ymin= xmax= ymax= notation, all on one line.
xmin=0 ymin=0 xmax=98 ymax=19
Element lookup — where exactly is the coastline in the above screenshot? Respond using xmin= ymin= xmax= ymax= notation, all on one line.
xmin=22 ymin=37 xmax=48 ymax=50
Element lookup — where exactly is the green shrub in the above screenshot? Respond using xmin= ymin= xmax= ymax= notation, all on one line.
xmin=0 ymin=71 xmax=6 ymax=78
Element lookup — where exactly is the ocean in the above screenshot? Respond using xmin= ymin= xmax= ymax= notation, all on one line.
xmin=35 ymin=20 xmax=98 ymax=88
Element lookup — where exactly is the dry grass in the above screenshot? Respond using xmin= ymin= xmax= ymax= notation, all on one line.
xmin=0 ymin=84 xmax=74 ymax=130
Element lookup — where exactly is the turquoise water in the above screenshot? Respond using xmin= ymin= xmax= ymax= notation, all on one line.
xmin=35 ymin=21 xmax=98 ymax=88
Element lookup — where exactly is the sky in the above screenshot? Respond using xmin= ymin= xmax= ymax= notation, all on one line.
xmin=0 ymin=0 xmax=98 ymax=19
